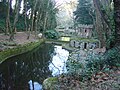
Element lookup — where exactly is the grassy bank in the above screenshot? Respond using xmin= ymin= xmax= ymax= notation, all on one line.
xmin=0 ymin=39 xmax=44 ymax=63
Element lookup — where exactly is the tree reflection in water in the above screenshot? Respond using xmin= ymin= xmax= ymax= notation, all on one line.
xmin=49 ymin=45 xmax=69 ymax=76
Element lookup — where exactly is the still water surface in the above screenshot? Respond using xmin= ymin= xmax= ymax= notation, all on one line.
xmin=0 ymin=43 xmax=69 ymax=90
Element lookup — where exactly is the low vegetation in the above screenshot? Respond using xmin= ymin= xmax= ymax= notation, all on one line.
xmin=44 ymin=29 xmax=60 ymax=40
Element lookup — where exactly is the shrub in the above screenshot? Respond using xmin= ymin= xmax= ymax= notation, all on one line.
xmin=104 ymin=47 xmax=120 ymax=67
xmin=44 ymin=30 xmax=60 ymax=39
xmin=66 ymin=59 xmax=84 ymax=75
xmin=66 ymin=47 xmax=120 ymax=81
xmin=85 ymin=54 xmax=106 ymax=76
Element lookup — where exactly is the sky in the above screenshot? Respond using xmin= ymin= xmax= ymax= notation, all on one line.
xmin=55 ymin=0 xmax=71 ymax=3
xmin=55 ymin=0 xmax=77 ymax=4
xmin=56 ymin=0 xmax=78 ymax=27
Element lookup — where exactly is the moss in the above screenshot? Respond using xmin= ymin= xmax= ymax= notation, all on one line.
xmin=43 ymin=77 xmax=58 ymax=90
xmin=0 ymin=39 xmax=44 ymax=63
xmin=71 ymin=38 xmax=99 ymax=42
xmin=46 ymin=39 xmax=69 ymax=43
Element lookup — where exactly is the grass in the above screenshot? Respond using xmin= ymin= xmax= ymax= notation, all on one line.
xmin=0 ymin=39 xmax=44 ymax=63
xmin=46 ymin=39 xmax=70 ymax=44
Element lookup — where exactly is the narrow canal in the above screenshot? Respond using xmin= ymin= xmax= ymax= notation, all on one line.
xmin=0 ymin=43 xmax=69 ymax=90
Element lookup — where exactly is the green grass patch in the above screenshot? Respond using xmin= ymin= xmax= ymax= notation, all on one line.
xmin=46 ymin=39 xmax=70 ymax=43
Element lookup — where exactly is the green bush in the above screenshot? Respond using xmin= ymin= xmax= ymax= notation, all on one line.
xmin=85 ymin=54 xmax=106 ymax=76
xmin=66 ymin=47 xmax=120 ymax=81
xmin=44 ymin=30 xmax=59 ymax=39
xmin=104 ymin=47 xmax=120 ymax=67
xmin=66 ymin=59 xmax=84 ymax=75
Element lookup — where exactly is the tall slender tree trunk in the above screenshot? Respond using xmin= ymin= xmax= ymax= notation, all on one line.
xmin=24 ymin=0 xmax=31 ymax=40
xmin=6 ymin=0 xmax=11 ymax=35
xmin=33 ymin=11 xmax=37 ymax=34
xmin=31 ymin=0 xmax=38 ymax=33
xmin=36 ymin=1 xmax=42 ymax=33
xmin=43 ymin=0 xmax=50 ymax=37
xmin=113 ymin=0 xmax=120 ymax=46
xmin=9 ymin=0 xmax=21 ymax=41
xmin=24 ymin=0 xmax=28 ymax=32
xmin=10 ymin=0 xmax=13 ymax=15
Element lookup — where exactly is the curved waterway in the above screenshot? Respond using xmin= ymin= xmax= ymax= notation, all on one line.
xmin=0 ymin=43 xmax=69 ymax=90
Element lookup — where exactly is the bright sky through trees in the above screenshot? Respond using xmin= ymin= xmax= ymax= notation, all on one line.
xmin=55 ymin=0 xmax=77 ymax=4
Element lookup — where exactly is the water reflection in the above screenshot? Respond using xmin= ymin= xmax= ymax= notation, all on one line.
xmin=28 ymin=80 xmax=42 ymax=90
xmin=49 ymin=45 xmax=69 ymax=76
xmin=0 ymin=43 xmax=69 ymax=90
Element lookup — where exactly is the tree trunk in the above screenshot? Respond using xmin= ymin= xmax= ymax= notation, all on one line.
xmin=93 ymin=0 xmax=106 ymax=48
xmin=113 ymin=0 xmax=120 ymax=46
xmin=36 ymin=1 xmax=42 ymax=33
xmin=93 ymin=0 xmax=112 ymax=31
xmin=6 ymin=0 xmax=11 ymax=35
xmin=43 ymin=0 xmax=50 ymax=37
xmin=31 ymin=0 xmax=38 ymax=33
xmin=9 ymin=0 xmax=21 ymax=41
xmin=24 ymin=0 xmax=28 ymax=32
xmin=96 ymin=10 xmax=106 ymax=47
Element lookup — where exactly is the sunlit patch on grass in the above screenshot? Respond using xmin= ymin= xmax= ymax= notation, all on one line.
xmin=60 ymin=37 xmax=70 ymax=41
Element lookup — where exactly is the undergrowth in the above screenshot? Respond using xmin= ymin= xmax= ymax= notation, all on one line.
xmin=67 ymin=47 xmax=120 ymax=81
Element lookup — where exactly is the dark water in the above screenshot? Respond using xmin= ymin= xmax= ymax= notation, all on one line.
xmin=0 ymin=43 xmax=69 ymax=90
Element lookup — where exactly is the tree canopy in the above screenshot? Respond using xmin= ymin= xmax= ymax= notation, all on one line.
xmin=74 ymin=0 xmax=94 ymax=24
